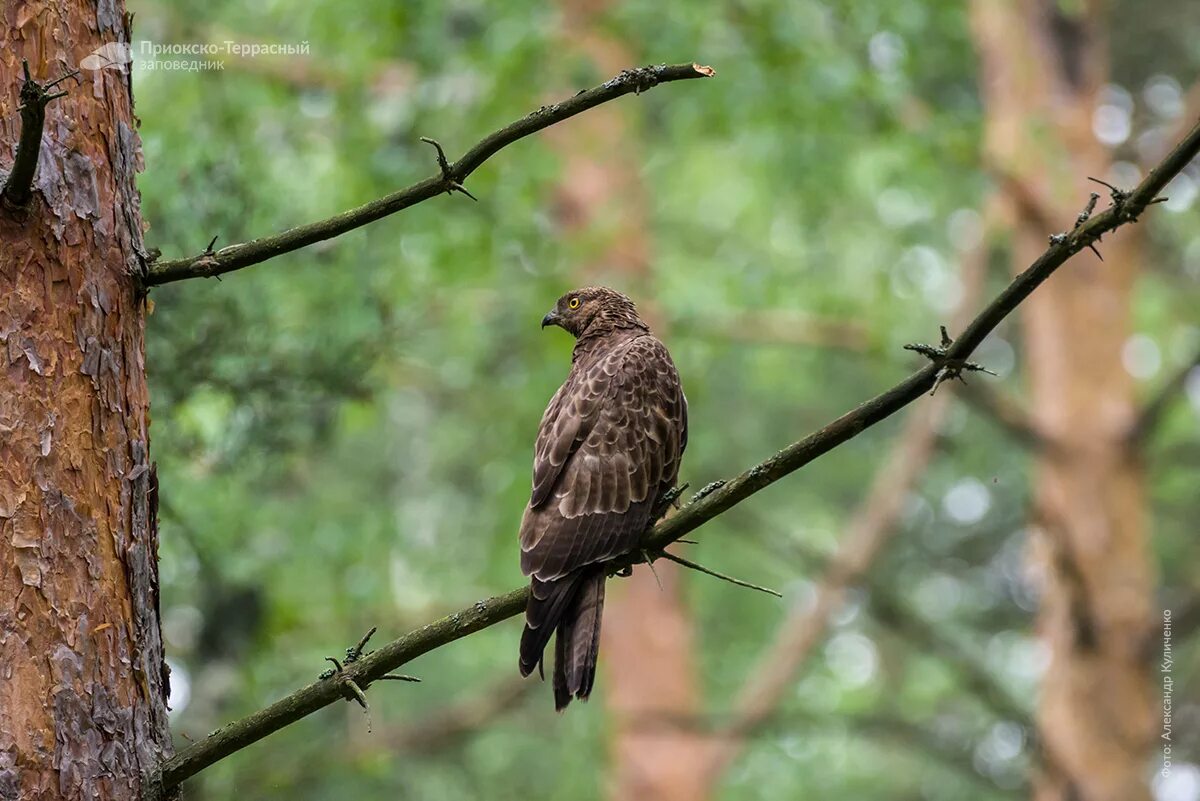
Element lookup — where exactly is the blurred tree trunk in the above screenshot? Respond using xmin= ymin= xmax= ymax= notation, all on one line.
xmin=550 ymin=6 xmax=711 ymax=801
xmin=0 ymin=7 xmax=172 ymax=800
xmin=970 ymin=3 xmax=1155 ymax=800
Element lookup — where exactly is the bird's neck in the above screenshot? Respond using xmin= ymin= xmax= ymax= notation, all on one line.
xmin=572 ymin=324 xmax=647 ymax=363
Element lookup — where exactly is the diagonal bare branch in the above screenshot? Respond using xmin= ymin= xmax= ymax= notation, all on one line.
xmin=960 ymin=382 xmax=1055 ymax=451
xmin=1126 ymin=348 xmax=1200 ymax=447
xmin=369 ymin=677 xmax=533 ymax=755
xmin=685 ymin=206 xmax=994 ymax=783
xmin=701 ymin=375 xmax=955 ymax=780
xmin=631 ymin=707 xmax=1024 ymax=796
xmin=149 ymin=118 xmax=1200 ymax=795
xmin=144 ymin=63 xmax=715 ymax=286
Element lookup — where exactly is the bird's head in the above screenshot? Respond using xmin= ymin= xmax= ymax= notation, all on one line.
xmin=541 ymin=286 xmax=647 ymax=339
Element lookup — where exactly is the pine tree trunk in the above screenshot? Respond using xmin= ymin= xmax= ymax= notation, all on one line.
xmin=970 ymin=2 xmax=1155 ymax=799
xmin=0 ymin=6 xmax=171 ymax=799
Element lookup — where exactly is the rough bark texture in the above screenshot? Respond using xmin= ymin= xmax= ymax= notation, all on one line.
xmin=0 ymin=5 xmax=171 ymax=800
xmin=551 ymin=6 xmax=710 ymax=801
xmin=971 ymin=2 xmax=1154 ymax=799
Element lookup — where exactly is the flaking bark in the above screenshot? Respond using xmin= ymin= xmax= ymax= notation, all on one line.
xmin=0 ymin=6 xmax=172 ymax=800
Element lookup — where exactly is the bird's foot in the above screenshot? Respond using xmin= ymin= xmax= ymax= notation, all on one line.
xmin=652 ymin=483 xmax=689 ymax=522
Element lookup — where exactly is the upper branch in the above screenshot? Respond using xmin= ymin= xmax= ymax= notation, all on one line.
xmin=144 ymin=62 xmax=715 ymax=286
xmin=1 ymin=60 xmax=78 ymax=212
xmin=153 ymin=118 xmax=1200 ymax=793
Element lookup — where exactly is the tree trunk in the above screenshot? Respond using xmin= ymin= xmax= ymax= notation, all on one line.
xmin=550 ymin=6 xmax=711 ymax=801
xmin=0 ymin=7 xmax=171 ymax=800
xmin=970 ymin=3 xmax=1155 ymax=799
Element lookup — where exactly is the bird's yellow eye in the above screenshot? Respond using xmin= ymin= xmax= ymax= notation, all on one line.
xmin=568 ymin=297 xmax=580 ymax=309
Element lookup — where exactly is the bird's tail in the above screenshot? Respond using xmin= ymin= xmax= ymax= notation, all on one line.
xmin=519 ymin=567 xmax=607 ymax=711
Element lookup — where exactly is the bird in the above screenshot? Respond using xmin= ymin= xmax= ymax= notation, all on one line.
xmin=518 ymin=286 xmax=688 ymax=710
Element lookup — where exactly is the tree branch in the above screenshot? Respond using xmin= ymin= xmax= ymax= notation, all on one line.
xmin=687 ymin=310 xmax=872 ymax=352
xmin=637 ymin=707 xmax=1024 ymax=796
xmin=686 ymin=207 xmax=993 ymax=783
xmin=1126 ymin=348 xmax=1200 ymax=446
xmin=960 ymin=383 xmax=1054 ymax=451
xmin=144 ymin=62 xmax=716 ymax=286
xmin=152 ymin=118 xmax=1200 ymax=793
xmin=702 ymin=375 xmax=955 ymax=780
xmin=1 ymin=60 xmax=78 ymax=211
xmin=866 ymin=588 xmax=1075 ymax=787
xmin=367 ymin=677 xmax=532 ymax=755
xmin=868 ymin=589 xmax=1030 ymax=725
xmin=990 ymin=160 xmax=1057 ymax=232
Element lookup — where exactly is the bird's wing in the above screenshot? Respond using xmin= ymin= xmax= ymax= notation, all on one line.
xmin=520 ymin=336 xmax=687 ymax=581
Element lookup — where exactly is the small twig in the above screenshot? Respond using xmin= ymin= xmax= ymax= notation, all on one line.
xmin=343 ymin=679 xmax=370 ymax=710
xmin=1052 ymin=188 xmax=1118 ymax=258
xmin=345 ymin=626 xmax=377 ymax=664
xmin=1069 ymin=192 xmax=1104 ymax=259
xmin=419 ymin=136 xmax=451 ymax=175
xmin=319 ymin=628 xmax=418 ymax=722
xmin=43 ymin=69 xmax=80 ymax=91
xmin=318 ymin=626 xmax=379 ymax=679
xmin=904 ymin=326 xmax=996 ymax=395
xmin=1075 ymin=192 xmax=1104 ymax=258
xmin=1074 ymin=192 xmax=1100 ymax=229
xmin=656 ymin=550 xmax=782 ymax=598
xmin=420 ymin=137 xmax=478 ymax=201
xmin=1087 ymin=175 xmax=1168 ymax=221
xmin=1087 ymin=176 xmax=1129 ymax=205
xmin=180 ymin=235 xmax=224 ymax=280
xmin=2 ymin=59 xmax=80 ymax=211
xmin=641 ymin=550 xmax=665 ymax=591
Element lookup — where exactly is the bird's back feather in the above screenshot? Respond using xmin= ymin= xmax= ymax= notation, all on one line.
xmin=519 ymin=327 xmax=688 ymax=709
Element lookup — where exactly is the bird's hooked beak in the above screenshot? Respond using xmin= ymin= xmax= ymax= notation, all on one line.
xmin=541 ymin=309 xmax=562 ymax=330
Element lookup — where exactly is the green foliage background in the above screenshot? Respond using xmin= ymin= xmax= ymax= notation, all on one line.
xmin=130 ymin=1 xmax=1199 ymax=798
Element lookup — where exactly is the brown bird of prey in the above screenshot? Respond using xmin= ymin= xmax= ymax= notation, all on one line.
xmin=518 ymin=286 xmax=688 ymax=710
